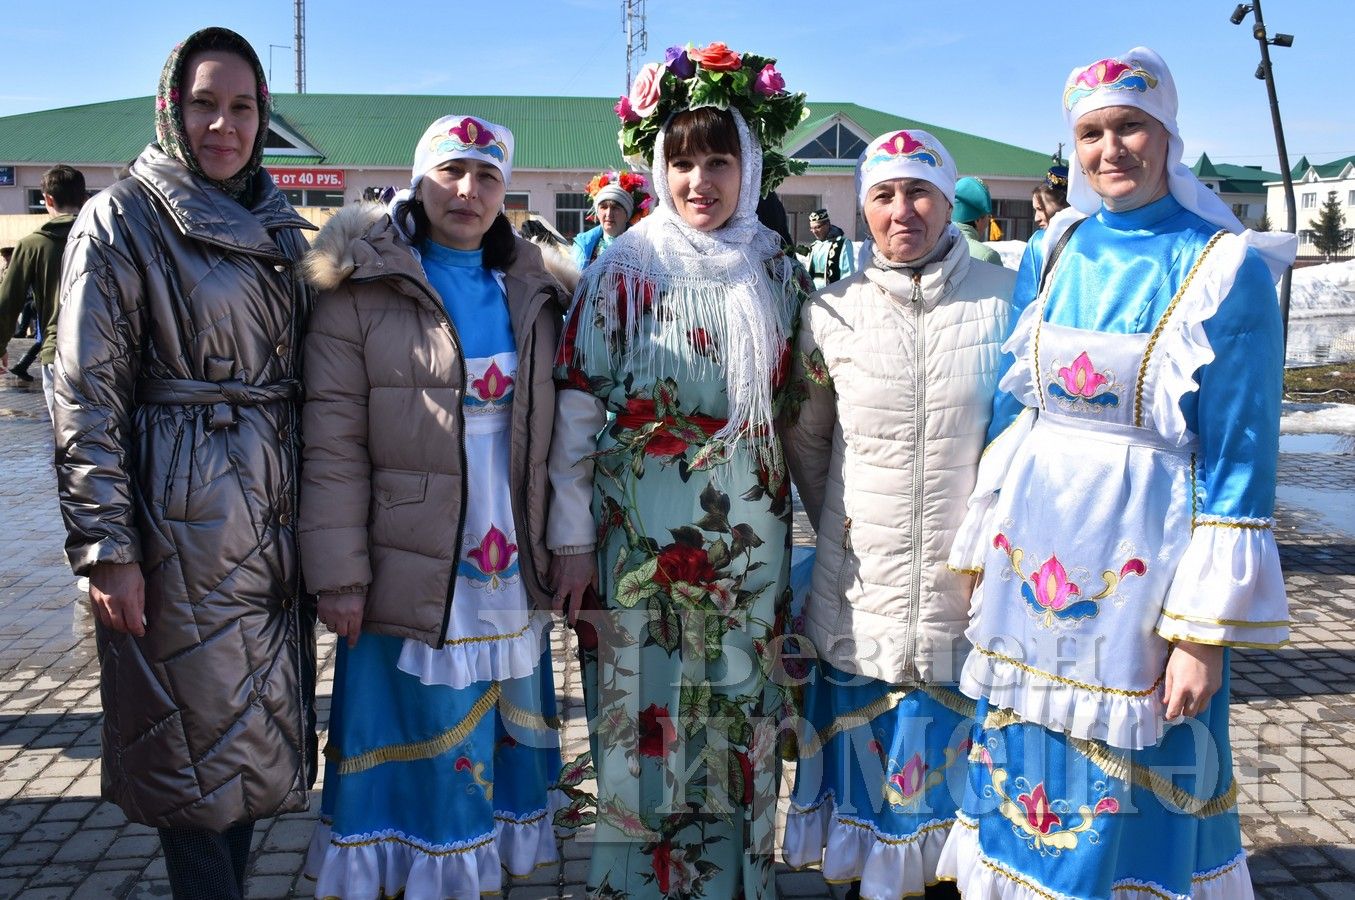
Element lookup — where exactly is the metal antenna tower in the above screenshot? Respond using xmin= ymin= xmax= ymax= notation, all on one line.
xmin=622 ymin=0 xmax=648 ymax=90
xmin=294 ymin=0 xmax=306 ymax=93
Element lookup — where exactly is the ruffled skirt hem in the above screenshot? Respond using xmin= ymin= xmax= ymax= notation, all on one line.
xmin=936 ymin=815 xmax=1255 ymax=900
xmin=782 ymin=794 xmax=953 ymax=899
xmin=304 ymin=802 xmax=561 ymax=900
xmin=960 ymin=649 xmax=1165 ymax=751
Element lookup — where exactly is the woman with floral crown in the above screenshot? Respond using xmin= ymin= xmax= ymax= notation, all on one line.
xmin=936 ymin=47 xmax=1296 ymax=898
xmin=548 ymin=42 xmax=811 ymax=898
xmin=298 ymin=113 xmax=570 ymax=898
xmin=573 ymin=169 xmax=653 ymax=268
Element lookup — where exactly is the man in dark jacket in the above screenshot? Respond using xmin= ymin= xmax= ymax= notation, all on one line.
xmin=0 ymin=165 xmax=86 ymax=416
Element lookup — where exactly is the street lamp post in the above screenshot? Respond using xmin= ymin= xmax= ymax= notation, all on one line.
xmin=1231 ymin=0 xmax=1296 ymax=343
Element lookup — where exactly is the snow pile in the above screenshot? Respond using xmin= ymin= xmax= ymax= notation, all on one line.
xmin=988 ymin=240 xmax=1028 ymax=272
xmin=1289 ymin=261 xmax=1355 ymax=318
xmin=1282 ymin=401 xmax=1355 ymax=435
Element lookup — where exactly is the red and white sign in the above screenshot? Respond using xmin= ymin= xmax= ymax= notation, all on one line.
xmin=267 ymin=167 xmax=345 ymax=190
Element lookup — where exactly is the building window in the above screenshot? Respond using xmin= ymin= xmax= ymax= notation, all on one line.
xmin=505 ymin=192 xmax=530 ymax=212
xmin=1231 ymin=203 xmax=1249 ymax=218
xmin=1301 ymin=191 xmax=1317 ymax=209
xmin=555 ymin=192 xmax=590 ymax=239
xmin=281 ymin=189 xmax=344 ymax=208
xmin=1299 ymin=230 xmax=1312 ymax=246
xmin=791 ymin=124 xmax=868 ymax=162
xmin=1348 ymin=190 xmax=1355 ymax=207
xmin=26 ymin=189 xmax=46 ymax=213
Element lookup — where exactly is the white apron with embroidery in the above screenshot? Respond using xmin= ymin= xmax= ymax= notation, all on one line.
xmin=398 ymin=350 xmax=549 ymax=688
xmin=959 ymin=305 xmax=1199 ymax=751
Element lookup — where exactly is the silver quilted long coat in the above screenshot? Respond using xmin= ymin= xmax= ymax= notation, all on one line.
xmin=53 ymin=144 xmax=317 ymax=830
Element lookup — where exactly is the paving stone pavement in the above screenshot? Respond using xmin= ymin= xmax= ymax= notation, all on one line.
xmin=0 ymin=356 xmax=1352 ymax=898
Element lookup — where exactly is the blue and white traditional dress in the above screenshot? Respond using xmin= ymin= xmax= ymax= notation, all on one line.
xmin=937 ymin=194 xmax=1289 ymax=899
xmin=307 ymin=240 xmax=562 ymax=899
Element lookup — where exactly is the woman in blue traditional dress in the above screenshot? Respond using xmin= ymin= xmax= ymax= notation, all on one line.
xmin=548 ymin=43 xmax=810 ymax=899
xmin=298 ymin=114 xmax=569 ymax=898
xmin=936 ymin=47 xmax=1296 ymax=899
xmin=779 ymin=128 xmax=1016 ymax=900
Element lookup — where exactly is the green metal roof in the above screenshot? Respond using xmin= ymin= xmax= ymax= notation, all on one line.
xmin=0 ymin=93 xmax=1050 ymax=176
xmin=1304 ymin=154 xmax=1355 ymax=179
xmin=1191 ymin=152 xmax=1279 ymax=194
xmin=785 ymin=102 xmax=1052 ymax=178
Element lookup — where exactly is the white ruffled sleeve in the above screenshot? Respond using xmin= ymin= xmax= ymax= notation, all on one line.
xmin=1155 ymin=518 xmax=1288 ymax=648
xmin=948 ymin=407 xmax=1036 ymax=573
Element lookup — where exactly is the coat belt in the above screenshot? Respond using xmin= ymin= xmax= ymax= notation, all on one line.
xmin=137 ymin=378 xmax=300 ymax=430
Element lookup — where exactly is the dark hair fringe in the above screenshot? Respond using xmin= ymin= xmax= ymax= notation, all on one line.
xmin=408 ymin=201 xmax=517 ymax=270
xmin=663 ymin=106 xmax=741 ymax=160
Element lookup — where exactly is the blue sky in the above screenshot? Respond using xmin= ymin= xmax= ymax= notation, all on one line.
xmin=1 ymin=0 xmax=1349 ymax=173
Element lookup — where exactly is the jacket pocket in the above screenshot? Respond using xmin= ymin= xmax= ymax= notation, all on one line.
xmin=163 ymin=428 xmax=192 ymax=522
xmin=835 ymin=515 xmax=854 ymax=598
xmin=373 ymin=470 xmax=428 ymax=509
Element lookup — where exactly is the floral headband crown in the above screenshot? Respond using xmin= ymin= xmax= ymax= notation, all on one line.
xmin=585 ymin=169 xmax=654 ymax=225
xmin=616 ymin=42 xmax=809 ymax=198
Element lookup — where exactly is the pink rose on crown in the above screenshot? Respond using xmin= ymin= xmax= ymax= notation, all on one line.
xmin=628 ymin=62 xmax=664 ymax=119
xmin=754 ymin=63 xmax=785 ymax=96
xmin=615 ymin=95 xmax=639 ymax=123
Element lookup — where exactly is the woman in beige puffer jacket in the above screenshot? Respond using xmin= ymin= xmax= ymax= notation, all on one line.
xmin=298 ymin=115 xmax=573 ymax=898
xmin=779 ymin=130 xmax=1015 ymax=900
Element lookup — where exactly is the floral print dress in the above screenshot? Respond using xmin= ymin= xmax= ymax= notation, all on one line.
xmin=554 ymin=258 xmax=807 ymax=899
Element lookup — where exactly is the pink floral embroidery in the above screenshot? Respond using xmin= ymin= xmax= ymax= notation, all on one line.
xmin=889 ymin=753 xmax=929 ymax=802
xmin=1030 ymin=554 xmax=1080 ymax=613
xmin=471 ymin=360 xmax=514 ymax=402
xmin=1094 ymin=796 xmax=1121 ymax=816
xmin=467 ymin=525 xmax=517 ymax=577
xmin=1017 ymin=783 xmax=1062 ymax=835
xmin=1057 ymin=351 xmax=1109 ymax=399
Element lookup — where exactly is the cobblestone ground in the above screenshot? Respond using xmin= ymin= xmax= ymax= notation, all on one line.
xmin=0 ymin=357 xmax=1352 ymax=898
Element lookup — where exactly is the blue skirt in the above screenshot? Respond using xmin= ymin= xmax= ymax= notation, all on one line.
xmin=783 ymin=657 xmax=975 ymax=897
xmin=304 ymin=633 xmax=563 ymax=899
xmin=938 ymin=655 xmax=1254 ymax=899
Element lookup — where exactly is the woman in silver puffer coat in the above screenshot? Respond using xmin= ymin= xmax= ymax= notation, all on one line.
xmin=52 ymin=27 xmax=316 ymax=899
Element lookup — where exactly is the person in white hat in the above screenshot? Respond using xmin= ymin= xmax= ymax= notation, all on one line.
xmin=938 ymin=47 xmax=1296 ymax=900
xmin=298 ymin=113 xmax=572 ymax=898
xmin=571 ymin=169 xmax=652 ymax=268
xmin=781 ymin=127 xmax=1015 ymax=900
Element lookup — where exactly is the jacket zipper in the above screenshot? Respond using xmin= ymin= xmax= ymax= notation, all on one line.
xmin=354 ymin=269 xmax=469 ymax=639
xmin=904 ymin=272 xmax=926 ymax=678
xmin=277 ymin=239 xmax=309 ymax=797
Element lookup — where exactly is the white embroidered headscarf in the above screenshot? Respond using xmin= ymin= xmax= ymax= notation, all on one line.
xmin=574 ymin=107 xmax=794 ymax=463
xmin=387 ymin=114 xmax=515 ymax=245
xmin=1059 ymin=46 xmax=1294 ymax=278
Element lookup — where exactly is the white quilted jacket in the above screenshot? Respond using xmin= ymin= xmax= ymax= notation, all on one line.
xmin=783 ymin=235 xmax=1015 ymax=684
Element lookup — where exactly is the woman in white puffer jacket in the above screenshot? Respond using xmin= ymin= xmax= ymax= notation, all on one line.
xmin=780 ymin=129 xmax=1015 ymax=900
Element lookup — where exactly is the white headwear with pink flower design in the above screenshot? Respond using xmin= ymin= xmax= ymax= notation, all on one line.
xmin=856 ymin=128 xmax=957 ymax=208
xmin=408 ymin=114 xmax=514 ymax=190
xmin=387 ymin=114 xmax=516 ymax=246
xmin=1057 ymin=46 xmax=1294 ymax=278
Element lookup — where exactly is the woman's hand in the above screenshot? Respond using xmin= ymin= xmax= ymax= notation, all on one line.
xmin=1162 ymin=641 xmax=1224 ymax=719
xmin=549 ymin=553 xmax=597 ymax=626
xmin=319 ymin=591 xmax=366 ymax=648
xmin=89 ymin=562 xmax=147 ymax=636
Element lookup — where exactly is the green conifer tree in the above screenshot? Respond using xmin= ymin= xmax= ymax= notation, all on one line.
xmin=1310 ymin=191 xmax=1353 ymax=259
